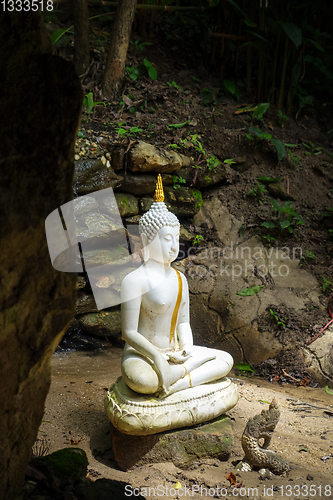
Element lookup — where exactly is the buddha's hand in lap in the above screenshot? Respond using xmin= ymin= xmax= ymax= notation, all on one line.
xmin=166 ymin=348 xmax=192 ymax=364
xmin=154 ymin=354 xmax=173 ymax=393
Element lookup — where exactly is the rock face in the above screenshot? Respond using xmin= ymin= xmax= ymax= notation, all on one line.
xmin=0 ymin=13 xmax=82 ymax=500
xmin=177 ymin=198 xmax=325 ymax=377
xmin=302 ymin=325 xmax=333 ymax=387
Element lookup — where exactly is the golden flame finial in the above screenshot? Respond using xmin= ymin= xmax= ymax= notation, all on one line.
xmin=154 ymin=174 xmax=164 ymax=202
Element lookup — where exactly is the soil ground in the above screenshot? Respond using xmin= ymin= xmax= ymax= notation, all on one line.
xmin=33 ymin=349 xmax=333 ymax=500
xmin=34 ymin=10 xmax=333 ymax=498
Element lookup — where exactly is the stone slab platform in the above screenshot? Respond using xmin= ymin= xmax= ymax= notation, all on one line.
xmin=112 ymin=415 xmax=234 ymax=470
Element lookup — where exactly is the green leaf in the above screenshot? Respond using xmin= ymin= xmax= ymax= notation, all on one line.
xmin=117 ymin=128 xmax=127 ymax=135
xmin=281 ymin=22 xmax=302 ymax=49
xmin=280 ymin=219 xmax=291 ymax=229
xmin=223 ymin=80 xmax=240 ymax=100
xmin=77 ymin=131 xmax=85 ymax=138
xmin=190 ymin=75 xmax=201 ymax=83
xmin=325 ymin=385 xmax=333 ymax=395
xmin=261 ymin=133 xmax=272 ymax=140
xmin=51 ymin=27 xmax=72 ymax=44
xmin=126 ymin=66 xmax=139 ymax=81
xmin=262 ymin=221 xmax=276 ymax=228
xmin=143 ymin=59 xmax=157 ymax=80
xmin=235 ymin=362 xmax=255 ymax=373
xmin=167 ymin=120 xmax=190 ymax=129
xmin=270 ymin=198 xmax=283 ymax=213
xmin=270 ymin=139 xmax=286 ymax=161
xmin=236 ymin=285 xmax=264 ymax=297
xmin=253 ymin=102 xmax=270 ymax=119
xmin=257 ymin=176 xmax=280 ymax=183
xmin=303 ymin=37 xmax=325 ymax=52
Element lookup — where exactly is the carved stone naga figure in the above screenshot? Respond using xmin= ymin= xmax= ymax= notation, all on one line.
xmin=105 ymin=175 xmax=239 ymax=435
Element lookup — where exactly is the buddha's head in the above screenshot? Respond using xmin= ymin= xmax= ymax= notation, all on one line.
xmin=139 ymin=174 xmax=180 ymax=263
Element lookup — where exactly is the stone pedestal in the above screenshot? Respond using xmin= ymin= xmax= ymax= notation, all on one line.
xmin=112 ymin=415 xmax=234 ymax=470
xmin=105 ymin=376 xmax=239 ymax=435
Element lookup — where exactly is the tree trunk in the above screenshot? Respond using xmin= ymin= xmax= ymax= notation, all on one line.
xmin=102 ymin=0 xmax=137 ymax=99
xmin=0 ymin=12 xmax=82 ymax=500
xmin=73 ymin=0 xmax=90 ymax=75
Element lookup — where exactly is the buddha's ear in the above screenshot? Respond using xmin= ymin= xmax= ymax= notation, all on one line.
xmin=141 ymin=233 xmax=150 ymax=262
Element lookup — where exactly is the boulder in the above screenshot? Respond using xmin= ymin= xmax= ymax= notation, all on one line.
xmin=77 ymin=309 xmax=122 ymax=340
xmin=74 ymin=159 xmax=123 ymax=195
xmin=30 ymin=448 xmax=88 ymax=484
xmin=117 ymin=172 xmax=156 ymax=196
xmin=112 ymin=415 xmax=234 ymax=470
xmin=140 ymin=187 xmax=203 ymax=217
xmin=302 ymin=325 xmax=333 ymax=387
xmin=0 ymin=12 xmax=82 ymax=499
xmin=182 ymin=199 xmax=324 ymax=371
xmin=81 ymin=247 xmax=132 ymax=267
xmin=129 ymin=141 xmax=190 ymax=173
xmin=115 ymin=192 xmax=139 ymax=217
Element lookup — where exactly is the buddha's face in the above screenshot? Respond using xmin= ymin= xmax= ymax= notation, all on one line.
xmin=146 ymin=226 xmax=179 ymax=265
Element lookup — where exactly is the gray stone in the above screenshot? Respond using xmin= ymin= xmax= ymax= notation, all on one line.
xmin=76 ymin=290 xmax=120 ymax=315
xmin=117 ymin=173 xmax=156 ymax=196
xmin=129 ymin=141 xmax=189 ymax=173
xmin=109 ymin=144 xmax=126 ymax=171
xmin=76 ymin=292 xmax=98 ymax=315
xmin=112 ymin=415 xmax=234 ymax=470
xmin=115 ymin=192 xmax=139 ymax=217
xmin=81 ymin=247 xmax=131 ymax=267
xmin=199 ymin=163 xmax=234 ymax=188
xmin=193 ymin=198 xmax=243 ymax=243
xmin=165 ymin=186 xmax=203 ymax=216
xmin=74 ymin=212 xmax=126 ymax=249
xmin=77 ymin=310 xmax=121 ymax=339
xmin=302 ymin=325 xmax=333 ymax=387
xmin=73 ymin=196 xmax=99 ymax=215
xmin=74 ymin=159 xmax=123 ymax=195
xmin=139 ymin=186 xmax=202 ymax=217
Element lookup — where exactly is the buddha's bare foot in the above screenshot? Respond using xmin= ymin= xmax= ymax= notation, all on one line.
xmin=184 ymin=353 xmax=216 ymax=375
xmin=157 ymin=386 xmax=173 ymax=399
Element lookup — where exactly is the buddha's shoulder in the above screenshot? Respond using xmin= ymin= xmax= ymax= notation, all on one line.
xmin=172 ymin=267 xmax=188 ymax=286
xmin=121 ymin=266 xmax=147 ymax=288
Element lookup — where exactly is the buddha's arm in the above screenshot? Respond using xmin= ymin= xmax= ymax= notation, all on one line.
xmin=170 ymin=276 xmax=193 ymax=362
xmin=121 ymin=275 xmax=172 ymax=390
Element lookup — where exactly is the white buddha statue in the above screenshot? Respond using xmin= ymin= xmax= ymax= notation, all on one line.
xmin=105 ymin=175 xmax=238 ymax=435
xmin=120 ymin=174 xmax=233 ymax=398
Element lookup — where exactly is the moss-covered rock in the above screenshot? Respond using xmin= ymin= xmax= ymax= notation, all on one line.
xmin=30 ymin=448 xmax=88 ymax=483
xmin=115 ymin=193 xmax=139 ymax=217
xmin=112 ymin=415 xmax=234 ymax=470
xmin=74 ymin=159 xmax=123 ymax=195
xmin=77 ymin=309 xmax=121 ymax=339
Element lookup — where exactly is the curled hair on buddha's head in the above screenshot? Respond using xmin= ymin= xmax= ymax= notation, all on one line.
xmin=139 ymin=174 xmax=180 ymax=244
